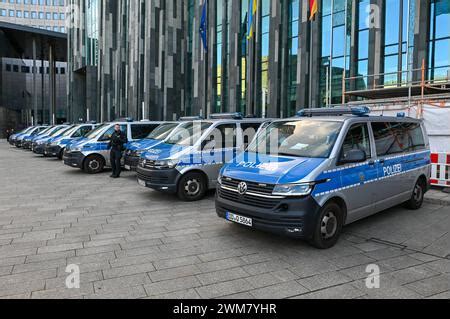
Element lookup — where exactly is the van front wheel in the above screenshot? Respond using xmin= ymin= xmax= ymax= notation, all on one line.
xmin=310 ymin=202 xmax=344 ymax=249
xmin=177 ymin=172 xmax=207 ymax=201
xmin=83 ymin=155 xmax=105 ymax=174
xmin=404 ymin=179 xmax=425 ymax=210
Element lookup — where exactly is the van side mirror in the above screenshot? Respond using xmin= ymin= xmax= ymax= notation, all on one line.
xmin=340 ymin=149 xmax=367 ymax=164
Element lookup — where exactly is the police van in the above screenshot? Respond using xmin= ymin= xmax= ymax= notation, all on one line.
xmin=63 ymin=120 xmax=163 ymax=174
xmin=23 ymin=125 xmax=58 ymax=150
xmin=215 ymin=107 xmax=431 ymax=249
xmin=44 ymin=123 xmax=99 ymax=159
xmin=124 ymin=121 xmax=179 ymax=171
xmin=136 ymin=113 xmax=271 ymax=201
xmin=9 ymin=126 xmax=35 ymax=146
xmin=32 ymin=125 xmax=72 ymax=154
xmin=12 ymin=126 xmax=47 ymax=148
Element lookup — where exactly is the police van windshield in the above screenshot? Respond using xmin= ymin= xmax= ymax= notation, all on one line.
xmin=49 ymin=126 xmax=68 ymax=137
xmin=248 ymin=120 xmax=342 ymax=158
xmin=62 ymin=125 xmax=80 ymax=137
xmin=84 ymin=124 xmax=109 ymax=139
xmin=37 ymin=126 xmax=53 ymax=136
xmin=147 ymin=123 xmax=179 ymax=141
xmin=57 ymin=125 xmax=76 ymax=136
xmin=165 ymin=122 xmax=212 ymax=146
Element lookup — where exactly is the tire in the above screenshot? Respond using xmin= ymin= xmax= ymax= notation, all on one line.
xmin=83 ymin=155 xmax=105 ymax=174
xmin=310 ymin=202 xmax=344 ymax=249
xmin=57 ymin=149 xmax=64 ymax=160
xmin=404 ymin=179 xmax=426 ymax=210
xmin=177 ymin=172 xmax=207 ymax=201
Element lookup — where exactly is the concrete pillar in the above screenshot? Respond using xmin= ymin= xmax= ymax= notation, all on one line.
xmin=49 ymin=43 xmax=56 ymax=125
xmin=32 ymin=36 xmax=38 ymax=125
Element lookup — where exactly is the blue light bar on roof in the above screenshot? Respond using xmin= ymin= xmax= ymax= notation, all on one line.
xmin=209 ymin=112 xmax=244 ymax=120
xmin=179 ymin=116 xmax=204 ymax=121
xmin=297 ymin=106 xmax=371 ymax=117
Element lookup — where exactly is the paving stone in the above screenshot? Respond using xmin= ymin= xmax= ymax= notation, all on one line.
xmin=196 ymin=267 xmax=249 ymax=286
xmin=292 ymin=283 xmax=365 ymax=299
xmin=84 ymin=285 xmax=147 ymax=299
xmin=249 ymin=282 xmax=309 ymax=299
xmin=196 ymin=279 xmax=251 ymax=299
xmin=405 ymin=274 xmax=450 ymax=297
xmin=149 ymin=265 xmax=203 ymax=282
xmin=144 ymin=276 xmax=201 ymax=297
xmin=94 ymin=274 xmax=152 ymax=293
xmin=297 ymin=272 xmax=352 ymax=292
xmin=102 ymin=263 xmax=155 ymax=280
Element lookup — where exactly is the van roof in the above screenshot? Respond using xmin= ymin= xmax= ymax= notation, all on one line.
xmin=282 ymin=115 xmax=422 ymax=123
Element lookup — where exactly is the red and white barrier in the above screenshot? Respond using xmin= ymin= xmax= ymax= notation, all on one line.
xmin=431 ymin=153 xmax=450 ymax=187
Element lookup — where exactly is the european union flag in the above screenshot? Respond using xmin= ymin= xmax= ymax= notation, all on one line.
xmin=199 ymin=0 xmax=208 ymax=52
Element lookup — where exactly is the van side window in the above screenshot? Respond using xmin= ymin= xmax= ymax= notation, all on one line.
xmin=204 ymin=124 xmax=237 ymax=149
xmin=241 ymin=123 xmax=261 ymax=149
xmin=372 ymin=122 xmax=425 ymax=156
xmin=339 ymin=123 xmax=371 ymax=163
xmin=131 ymin=124 xmax=158 ymax=140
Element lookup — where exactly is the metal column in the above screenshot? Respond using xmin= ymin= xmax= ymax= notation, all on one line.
xmin=32 ymin=37 xmax=38 ymax=125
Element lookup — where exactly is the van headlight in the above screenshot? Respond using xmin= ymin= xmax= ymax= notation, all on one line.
xmin=272 ymin=183 xmax=313 ymax=196
xmin=154 ymin=159 xmax=179 ymax=169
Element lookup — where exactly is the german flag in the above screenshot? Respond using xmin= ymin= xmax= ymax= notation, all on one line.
xmin=309 ymin=0 xmax=318 ymax=20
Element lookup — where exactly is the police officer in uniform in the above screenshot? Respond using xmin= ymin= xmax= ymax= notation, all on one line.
xmin=109 ymin=124 xmax=128 ymax=178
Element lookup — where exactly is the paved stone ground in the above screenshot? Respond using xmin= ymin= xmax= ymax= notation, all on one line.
xmin=0 ymin=140 xmax=449 ymax=299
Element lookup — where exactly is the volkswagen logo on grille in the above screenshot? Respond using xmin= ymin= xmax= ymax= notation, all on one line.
xmin=237 ymin=182 xmax=248 ymax=195
xmin=142 ymin=160 xmax=147 ymax=167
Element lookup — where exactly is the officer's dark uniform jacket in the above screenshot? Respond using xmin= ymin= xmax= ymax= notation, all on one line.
xmin=109 ymin=131 xmax=127 ymax=151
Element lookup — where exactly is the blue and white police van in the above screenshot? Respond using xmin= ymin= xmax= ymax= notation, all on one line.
xmin=215 ymin=107 xmax=431 ymax=249
xmin=136 ymin=113 xmax=271 ymax=201
xmin=12 ymin=126 xmax=47 ymax=148
xmin=124 ymin=121 xmax=180 ymax=171
xmin=31 ymin=125 xmax=72 ymax=155
xmin=22 ymin=126 xmax=55 ymax=149
xmin=44 ymin=123 xmax=99 ymax=159
xmin=9 ymin=126 xmax=35 ymax=146
xmin=63 ymin=120 xmax=163 ymax=174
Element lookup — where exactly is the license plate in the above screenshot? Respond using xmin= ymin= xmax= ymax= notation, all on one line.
xmin=138 ymin=179 xmax=146 ymax=187
xmin=226 ymin=212 xmax=252 ymax=227
xmin=125 ymin=165 xmax=131 ymax=170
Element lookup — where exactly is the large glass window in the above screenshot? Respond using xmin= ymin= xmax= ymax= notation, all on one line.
xmin=85 ymin=0 xmax=99 ymax=66
xmin=215 ymin=0 xmax=223 ymax=113
xmin=429 ymin=0 xmax=450 ymax=82
xmin=356 ymin=0 xmax=370 ymax=90
xmin=383 ymin=0 xmax=410 ymax=86
xmin=320 ymin=0 xmax=351 ymax=106
xmin=287 ymin=0 xmax=300 ymax=116
xmin=260 ymin=0 xmax=270 ymax=117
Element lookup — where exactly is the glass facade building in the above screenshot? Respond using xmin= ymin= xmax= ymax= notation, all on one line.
xmin=67 ymin=0 xmax=450 ymax=122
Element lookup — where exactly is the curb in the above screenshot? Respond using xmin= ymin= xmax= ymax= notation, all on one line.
xmin=425 ymin=189 xmax=450 ymax=206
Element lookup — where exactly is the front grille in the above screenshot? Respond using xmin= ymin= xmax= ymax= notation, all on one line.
xmin=139 ymin=158 xmax=157 ymax=169
xmin=218 ymin=185 xmax=281 ymax=210
xmin=221 ymin=177 xmax=275 ymax=195
xmin=137 ymin=172 xmax=169 ymax=184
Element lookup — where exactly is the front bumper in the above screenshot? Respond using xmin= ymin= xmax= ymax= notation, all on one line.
xmin=15 ymin=140 xmax=24 ymax=148
xmin=33 ymin=143 xmax=46 ymax=155
xmin=63 ymin=151 xmax=85 ymax=168
xmin=215 ymin=186 xmax=321 ymax=239
xmin=136 ymin=166 xmax=181 ymax=193
xmin=44 ymin=144 xmax=62 ymax=157
xmin=22 ymin=140 xmax=33 ymax=150
xmin=124 ymin=154 xmax=140 ymax=171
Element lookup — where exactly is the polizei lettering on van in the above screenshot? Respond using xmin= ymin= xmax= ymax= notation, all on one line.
xmin=383 ymin=164 xmax=402 ymax=176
